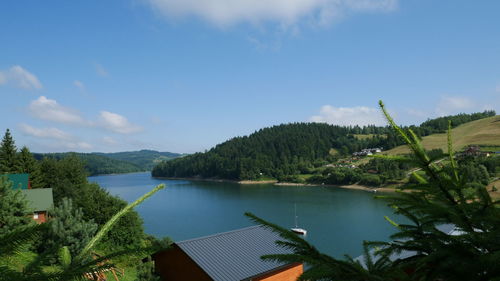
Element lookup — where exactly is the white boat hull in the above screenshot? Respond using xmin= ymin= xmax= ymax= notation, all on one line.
xmin=291 ymin=228 xmax=307 ymax=235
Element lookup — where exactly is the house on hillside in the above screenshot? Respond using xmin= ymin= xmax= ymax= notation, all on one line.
xmin=352 ymin=148 xmax=383 ymax=157
xmin=21 ymin=188 xmax=53 ymax=223
xmin=153 ymin=225 xmax=303 ymax=281
xmin=5 ymin=173 xmax=53 ymax=223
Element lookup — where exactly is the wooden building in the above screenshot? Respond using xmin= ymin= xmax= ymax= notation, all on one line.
xmin=5 ymin=173 xmax=53 ymax=223
xmin=153 ymin=225 xmax=303 ymax=281
xmin=21 ymin=188 xmax=53 ymax=223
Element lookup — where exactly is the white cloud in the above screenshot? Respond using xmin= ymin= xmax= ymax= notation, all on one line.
xmin=145 ymin=0 xmax=397 ymax=28
xmin=28 ymin=96 xmax=88 ymax=125
xmin=19 ymin=123 xmax=93 ymax=150
xmin=74 ymin=80 xmax=85 ymax=91
xmin=0 ymin=65 xmax=42 ymax=90
xmin=310 ymin=105 xmax=386 ymax=126
xmin=19 ymin=123 xmax=72 ymax=140
xmin=435 ymin=96 xmax=475 ymax=116
xmin=94 ymin=63 xmax=109 ymax=77
xmin=99 ymin=111 xmax=143 ymax=134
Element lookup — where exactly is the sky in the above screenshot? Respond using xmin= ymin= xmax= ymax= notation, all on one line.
xmin=1 ymin=0 xmax=499 ymax=154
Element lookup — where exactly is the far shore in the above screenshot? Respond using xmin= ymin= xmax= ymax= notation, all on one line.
xmin=153 ymin=176 xmax=400 ymax=193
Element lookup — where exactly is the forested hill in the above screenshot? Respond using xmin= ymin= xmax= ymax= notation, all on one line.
xmin=152 ymin=110 xmax=496 ymax=181
xmin=152 ymin=123 xmax=389 ymax=180
xmin=33 ymin=153 xmax=144 ymax=176
xmin=35 ymin=150 xmax=184 ymax=176
xmin=95 ymin=150 xmax=184 ymax=170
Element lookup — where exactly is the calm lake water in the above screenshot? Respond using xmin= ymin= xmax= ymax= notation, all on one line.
xmin=89 ymin=172 xmax=403 ymax=257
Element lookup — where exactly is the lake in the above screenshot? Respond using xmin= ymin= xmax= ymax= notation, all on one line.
xmin=89 ymin=172 xmax=403 ymax=258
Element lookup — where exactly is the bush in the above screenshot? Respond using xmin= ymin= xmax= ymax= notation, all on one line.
xmin=359 ymin=174 xmax=382 ymax=187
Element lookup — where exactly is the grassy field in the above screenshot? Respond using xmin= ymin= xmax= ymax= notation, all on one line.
xmin=385 ymin=115 xmax=500 ymax=155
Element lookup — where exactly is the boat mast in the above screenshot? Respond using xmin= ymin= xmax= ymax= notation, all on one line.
xmin=294 ymin=203 xmax=298 ymax=228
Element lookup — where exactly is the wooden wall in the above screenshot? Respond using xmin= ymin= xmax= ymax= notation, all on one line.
xmin=252 ymin=263 xmax=303 ymax=281
xmin=153 ymin=245 xmax=213 ymax=281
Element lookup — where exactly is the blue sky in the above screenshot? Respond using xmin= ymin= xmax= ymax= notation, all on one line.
xmin=1 ymin=0 xmax=499 ymax=153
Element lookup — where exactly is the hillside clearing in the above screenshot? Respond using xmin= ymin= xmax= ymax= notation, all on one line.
xmin=386 ymin=115 xmax=500 ymax=155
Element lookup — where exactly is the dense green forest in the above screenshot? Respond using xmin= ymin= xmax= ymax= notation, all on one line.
xmin=95 ymin=150 xmax=184 ymax=170
xmin=152 ymin=111 xmax=496 ymax=181
xmin=34 ymin=150 xmax=184 ymax=176
xmin=0 ymin=129 xmax=166 ymax=280
xmin=34 ymin=152 xmax=143 ymax=176
xmin=153 ymin=123 xmax=389 ymax=180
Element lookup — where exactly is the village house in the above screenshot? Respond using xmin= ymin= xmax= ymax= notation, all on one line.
xmin=352 ymin=148 xmax=383 ymax=157
xmin=153 ymin=225 xmax=303 ymax=281
xmin=6 ymin=173 xmax=53 ymax=223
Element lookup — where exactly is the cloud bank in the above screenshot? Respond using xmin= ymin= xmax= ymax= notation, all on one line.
xmin=145 ymin=0 xmax=398 ymax=27
xmin=28 ymin=96 xmax=143 ymax=135
xmin=0 ymin=65 xmax=42 ymax=90
xmin=19 ymin=123 xmax=93 ymax=150
xmin=28 ymin=96 xmax=88 ymax=125
xmin=310 ymin=105 xmax=386 ymax=126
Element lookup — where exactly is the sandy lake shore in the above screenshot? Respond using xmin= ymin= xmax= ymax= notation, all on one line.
xmin=154 ymin=176 xmax=400 ymax=193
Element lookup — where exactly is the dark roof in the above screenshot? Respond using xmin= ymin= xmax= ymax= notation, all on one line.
xmin=175 ymin=225 xmax=294 ymax=281
xmin=21 ymin=188 xmax=53 ymax=212
xmin=5 ymin=173 xmax=29 ymax=189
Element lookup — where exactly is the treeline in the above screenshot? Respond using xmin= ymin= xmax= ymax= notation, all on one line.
xmin=383 ymin=110 xmax=496 ymax=149
xmin=152 ymin=123 xmax=389 ymax=180
xmin=34 ymin=150 xmax=184 ymax=176
xmin=152 ymin=111 xmax=496 ymax=181
xmin=0 ymin=129 xmax=165 ymax=279
xmin=95 ymin=150 xmax=184 ymax=170
xmin=34 ymin=152 xmax=144 ymax=176
xmin=416 ymin=110 xmax=496 ymax=136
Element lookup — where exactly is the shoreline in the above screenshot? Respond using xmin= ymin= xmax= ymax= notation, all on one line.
xmin=153 ymin=176 xmax=399 ymax=193
xmin=88 ymin=170 xmax=150 ymax=177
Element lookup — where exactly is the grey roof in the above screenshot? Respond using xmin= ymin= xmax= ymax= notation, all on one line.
xmin=21 ymin=188 xmax=53 ymax=212
xmin=176 ymin=225 xmax=294 ymax=281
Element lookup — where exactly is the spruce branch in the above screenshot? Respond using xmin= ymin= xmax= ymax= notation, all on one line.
xmin=75 ymin=184 xmax=165 ymax=262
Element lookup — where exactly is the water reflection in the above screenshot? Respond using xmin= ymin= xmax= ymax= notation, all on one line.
xmin=89 ymin=172 xmax=402 ymax=257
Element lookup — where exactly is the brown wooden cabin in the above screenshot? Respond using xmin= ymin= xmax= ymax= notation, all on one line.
xmin=153 ymin=225 xmax=303 ymax=281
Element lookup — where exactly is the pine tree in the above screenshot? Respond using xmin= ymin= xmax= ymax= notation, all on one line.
xmin=40 ymin=197 xmax=98 ymax=264
xmin=0 ymin=129 xmax=20 ymax=173
xmin=0 ymin=184 xmax=166 ymax=281
xmin=17 ymin=146 xmax=43 ymax=189
xmin=0 ymin=176 xmax=33 ymax=236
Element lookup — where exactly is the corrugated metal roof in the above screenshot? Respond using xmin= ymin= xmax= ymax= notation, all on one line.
xmin=176 ymin=225 xmax=293 ymax=281
xmin=21 ymin=188 xmax=53 ymax=211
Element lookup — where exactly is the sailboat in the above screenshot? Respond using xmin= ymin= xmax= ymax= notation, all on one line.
xmin=290 ymin=204 xmax=307 ymax=235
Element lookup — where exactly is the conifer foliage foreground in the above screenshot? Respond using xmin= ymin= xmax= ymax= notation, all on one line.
xmin=247 ymin=101 xmax=500 ymax=281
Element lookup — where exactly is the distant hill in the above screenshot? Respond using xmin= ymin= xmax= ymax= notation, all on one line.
xmin=33 ymin=153 xmax=143 ymax=176
xmin=152 ymin=111 xmax=497 ymax=181
xmin=35 ymin=150 xmax=184 ymax=176
xmin=95 ymin=150 xmax=184 ymax=170
xmin=385 ymin=115 xmax=500 ymax=155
